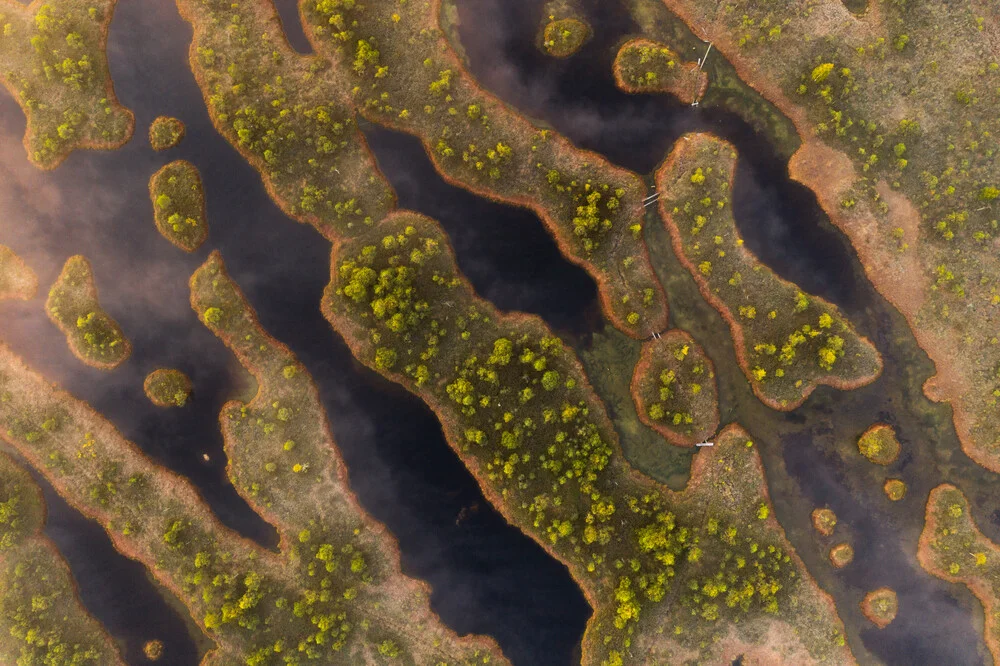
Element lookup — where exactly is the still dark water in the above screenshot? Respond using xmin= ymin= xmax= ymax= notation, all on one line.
xmin=0 ymin=0 xmax=989 ymax=665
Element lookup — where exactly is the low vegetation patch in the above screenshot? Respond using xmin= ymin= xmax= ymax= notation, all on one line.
xmin=148 ymin=160 xmax=208 ymax=252
xmin=613 ymin=38 xmax=708 ymax=104
xmin=143 ymin=368 xmax=192 ymax=408
xmin=45 ymin=255 xmax=130 ymax=369
xmin=631 ymin=329 xmax=719 ymax=446
xmin=857 ymin=423 xmax=900 ymax=466
xmin=0 ymin=0 xmax=133 ymax=169
xmin=657 ymin=133 xmax=882 ymax=410
xmin=148 ymin=116 xmax=185 ymax=151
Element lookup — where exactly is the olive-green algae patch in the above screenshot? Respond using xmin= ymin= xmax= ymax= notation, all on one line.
xmin=189 ymin=251 xmax=507 ymax=665
xmin=540 ymin=17 xmax=591 ymax=58
xmin=149 ymin=160 xmax=209 ymax=252
xmin=656 ymin=0 xmax=1000 ymax=474
xmin=148 ymin=115 xmax=185 ymax=151
xmin=0 ymin=0 xmax=134 ymax=169
xmin=656 ymin=133 xmax=882 ymax=410
xmin=299 ymin=0 xmax=668 ymax=338
xmin=920 ymin=485 xmax=1000 ymax=662
xmin=45 ymin=255 xmax=130 ymax=370
xmin=143 ymin=368 xmax=192 ymax=408
xmin=0 ymin=451 xmax=123 ymax=665
xmin=860 ymin=588 xmax=897 ymax=629
xmin=323 ymin=211 xmax=854 ymax=665
xmin=811 ymin=508 xmax=837 ymax=537
xmin=857 ymin=423 xmax=900 ymax=466
xmin=0 ymin=244 xmax=38 ymax=301
xmin=0 ymin=339 xmax=505 ymax=662
xmin=630 ymin=329 xmax=719 ymax=446
xmin=613 ymin=38 xmax=708 ymax=105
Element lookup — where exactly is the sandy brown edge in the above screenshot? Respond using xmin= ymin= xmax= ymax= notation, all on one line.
xmin=0 ymin=0 xmax=135 ymax=171
xmin=148 ymin=160 xmax=209 ymax=253
xmin=655 ymin=132 xmax=883 ymax=411
xmin=0 ymin=343 xmax=280 ymax=659
xmin=0 ymin=451 xmax=125 ymax=664
xmin=917 ymin=484 xmax=1000 ymax=665
xmin=858 ymin=422 xmax=900 ymax=466
xmin=296 ymin=0 xmax=670 ymax=339
xmin=657 ymin=0 xmax=998 ymax=474
xmin=142 ymin=368 xmax=193 ymax=408
xmin=321 ymin=210 xmax=855 ymax=665
xmin=612 ymin=37 xmax=709 ymax=105
xmin=629 ymin=328 xmax=720 ymax=447
xmin=0 ymin=245 xmax=39 ymax=301
xmin=44 ymin=255 xmax=132 ymax=371
xmin=188 ymin=251 xmax=509 ymax=663
xmin=149 ymin=116 xmax=187 ymax=152
xmin=859 ymin=587 xmax=897 ymax=629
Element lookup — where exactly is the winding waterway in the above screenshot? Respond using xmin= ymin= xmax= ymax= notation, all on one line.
xmin=0 ymin=0 xmax=993 ymax=664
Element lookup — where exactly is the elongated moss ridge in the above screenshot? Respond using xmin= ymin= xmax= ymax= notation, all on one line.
xmin=45 ymin=255 xmax=130 ymax=370
xmin=657 ymin=133 xmax=882 ymax=409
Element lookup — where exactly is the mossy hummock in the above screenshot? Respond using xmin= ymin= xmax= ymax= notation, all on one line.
xmin=148 ymin=116 xmax=186 ymax=151
xmin=323 ymin=211 xmax=855 ymax=665
xmin=541 ymin=17 xmax=591 ymax=58
xmin=0 ymin=451 xmax=123 ymax=665
xmin=45 ymin=255 xmax=130 ymax=370
xmin=860 ymin=588 xmax=897 ymax=629
xmin=829 ymin=543 xmax=854 ymax=569
xmin=143 ymin=368 xmax=192 ymax=408
xmin=811 ymin=508 xmax=837 ymax=537
xmin=631 ymin=329 xmax=719 ymax=446
xmin=857 ymin=423 xmax=901 ymax=465
xmin=0 ymin=245 xmax=38 ymax=301
xmin=883 ymin=478 xmax=907 ymax=501
xmin=0 ymin=0 xmax=133 ymax=169
xmin=148 ymin=160 xmax=209 ymax=252
xmin=613 ymin=38 xmax=708 ymax=104
xmin=656 ymin=133 xmax=882 ymax=410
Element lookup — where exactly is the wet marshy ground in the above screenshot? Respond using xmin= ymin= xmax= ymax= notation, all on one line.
xmin=0 ymin=0 xmax=992 ymax=664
